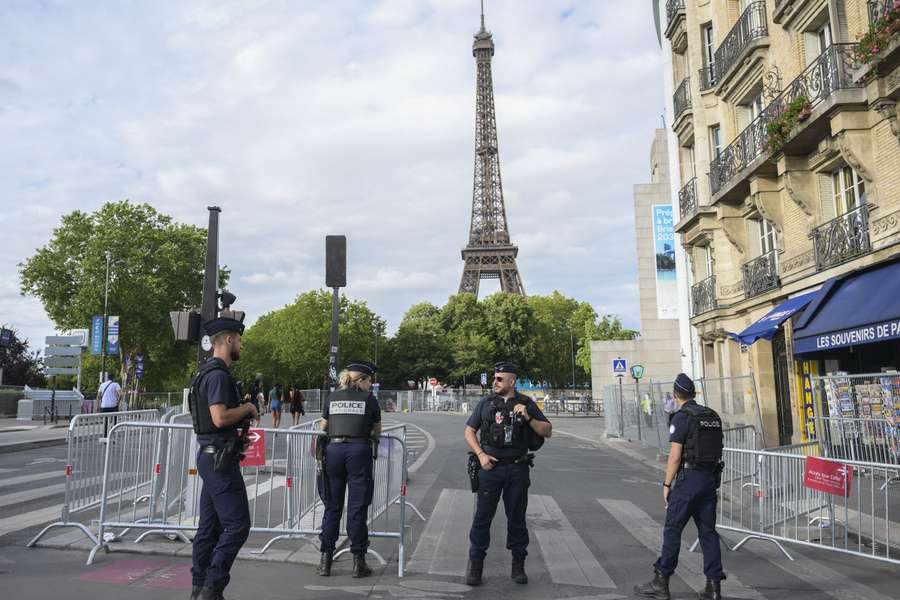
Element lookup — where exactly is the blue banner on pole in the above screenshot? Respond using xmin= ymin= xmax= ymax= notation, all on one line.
xmin=107 ymin=316 xmax=120 ymax=355
xmin=91 ymin=316 xmax=103 ymax=355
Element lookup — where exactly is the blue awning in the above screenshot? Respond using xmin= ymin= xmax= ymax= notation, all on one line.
xmin=728 ymin=291 xmax=819 ymax=346
xmin=793 ymin=257 xmax=900 ymax=355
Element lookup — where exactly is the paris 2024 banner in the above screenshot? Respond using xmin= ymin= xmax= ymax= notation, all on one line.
xmin=652 ymin=205 xmax=678 ymax=320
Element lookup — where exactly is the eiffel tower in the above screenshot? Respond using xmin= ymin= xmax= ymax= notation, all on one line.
xmin=458 ymin=1 xmax=525 ymax=297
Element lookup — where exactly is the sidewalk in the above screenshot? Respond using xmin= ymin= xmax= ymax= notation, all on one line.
xmin=0 ymin=418 xmax=69 ymax=454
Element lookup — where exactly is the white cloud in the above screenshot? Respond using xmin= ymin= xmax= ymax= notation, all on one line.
xmin=0 ymin=0 xmax=664 ymax=346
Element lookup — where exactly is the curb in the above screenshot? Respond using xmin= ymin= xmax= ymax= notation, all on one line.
xmin=0 ymin=437 xmax=68 ymax=454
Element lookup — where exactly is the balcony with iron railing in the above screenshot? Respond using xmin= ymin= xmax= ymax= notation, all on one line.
xmin=666 ymin=0 xmax=685 ymax=29
xmin=811 ymin=205 xmax=872 ymax=272
xmin=710 ymin=44 xmax=864 ymax=199
xmin=673 ymin=77 xmax=692 ymax=123
xmin=713 ymin=1 xmax=768 ymax=87
xmin=699 ymin=63 xmax=718 ymax=91
xmin=678 ymin=177 xmax=698 ymax=222
xmin=691 ymin=275 xmax=717 ymax=317
xmin=741 ymin=250 xmax=780 ymax=299
xmin=868 ymin=0 xmax=899 ymax=26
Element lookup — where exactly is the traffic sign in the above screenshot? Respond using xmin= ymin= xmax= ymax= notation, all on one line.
xmin=45 ymin=367 xmax=80 ymax=376
xmin=45 ymin=356 xmax=81 ymax=368
xmin=630 ymin=364 xmax=645 ymax=380
xmin=241 ymin=429 xmax=266 ymax=468
xmin=612 ymin=358 xmax=627 ymax=376
xmin=45 ymin=335 xmax=84 ymax=346
xmin=44 ymin=345 xmax=82 ymax=356
xmin=0 ymin=328 xmax=11 ymax=347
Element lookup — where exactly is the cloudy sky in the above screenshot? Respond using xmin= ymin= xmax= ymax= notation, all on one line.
xmin=1 ymin=0 xmax=664 ymax=347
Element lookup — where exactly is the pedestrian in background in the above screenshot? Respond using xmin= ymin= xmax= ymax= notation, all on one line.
xmin=635 ymin=373 xmax=726 ymax=600
xmin=317 ymin=361 xmax=381 ymax=578
xmin=96 ymin=375 xmax=122 ymax=414
xmin=269 ymin=383 xmax=283 ymax=428
xmin=290 ymin=386 xmax=305 ymax=426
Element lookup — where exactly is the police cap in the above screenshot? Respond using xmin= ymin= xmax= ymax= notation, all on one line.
xmin=345 ymin=360 xmax=377 ymax=376
xmin=673 ymin=373 xmax=696 ymax=397
xmin=203 ymin=317 xmax=245 ymax=336
xmin=494 ymin=362 xmax=519 ymax=375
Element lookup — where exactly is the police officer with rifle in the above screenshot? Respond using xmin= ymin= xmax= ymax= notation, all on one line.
xmin=188 ymin=317 xmax=258 ymax=600
xmin=464 ymin=362 xmax=552 ymax=587
xmin=635 ymin=373 xmax=726 ymax=600
xmin=316 ymin=360 xmax=382 ymax=578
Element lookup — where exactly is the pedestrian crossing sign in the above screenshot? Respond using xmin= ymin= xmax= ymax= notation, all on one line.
xmin=612 ymin=359 xmax=627 ymax=376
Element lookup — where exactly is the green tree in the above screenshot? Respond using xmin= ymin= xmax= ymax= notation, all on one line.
xmin=528 ymin=291 xmax=596 ymax=388
xmin=575 ymin=315 xmax=639 ymax=374
xmin=18 ymin=200 xmax=226 ymax=392
xmin=482 ymin=293 xmax=535 ymax=375
xmin=0 ymin=328 xmax=47 ymax=387
xmin=391 ymin=302 xmax=449 ymax=386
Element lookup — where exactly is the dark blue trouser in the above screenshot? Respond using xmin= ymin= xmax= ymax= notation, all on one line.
xmin=468 ymin=462 xmax=530 ymax=560
xmin=191 ymin=452 xmax=251 ymax=591
xmin=655 ymin=469 xmax=724 ymax=579
xmin=319 ymin=442 xmax=374 ymax=554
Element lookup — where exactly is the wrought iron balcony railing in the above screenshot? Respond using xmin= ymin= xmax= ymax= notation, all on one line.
xmin=666 ymin=0 xmax=685 ymax=28
xmin=868 ymin=0 xmax=899 ymax=27
xmin=812 ymin=205 xmax=871 ymax=272
xmin=710 ymin=44 xmax=863 ymax=196
xmin=699 ymin=63 xmax=718 ymax=91
xmin=714 ymin=1 xmax=768 ymax=84
xmin=673 ymin=78 xmax=692 ymax=122
xmin=691 ymin=276 xmax=717 ymax=317
xmin=741 ymin=250 xmax=780 ymax=299
xmin=678 ymin=177 xmax=698 ymax=221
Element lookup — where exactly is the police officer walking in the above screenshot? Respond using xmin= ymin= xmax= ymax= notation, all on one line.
xmin=464 ymin=362 xmax=552 ymax=587
xmin=317 ymin=360 xmax=382 ymax=578
xmin=635 ymin=373 xmax=726 ymax=600
xmin=189 ymin=317 xmax=259 ymax=600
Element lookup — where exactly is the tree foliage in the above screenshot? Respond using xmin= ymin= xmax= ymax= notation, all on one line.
xmin=18 ymin=200 xmax=226 ymax=392
xmin=575 ymin=314 xmax=639 ymax=374
xmin=0 ymin=329 xmax=47 ymax=387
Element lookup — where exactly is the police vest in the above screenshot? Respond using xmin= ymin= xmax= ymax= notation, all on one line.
xmin=188 ymin=359 xmax=241 ymax=438
xmin=676 ymin=402 xmax=723 ymax=465
xmin=325 ymin=388 xmax=372 ymax=439
xmin=479 ymin=394 xmax=532 ymax=451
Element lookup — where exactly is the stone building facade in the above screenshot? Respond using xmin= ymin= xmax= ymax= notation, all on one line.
xmin=659 ymin=0 xmax=900 ymax=445
xmin=591 ymin=130 xmax=683 ymax=396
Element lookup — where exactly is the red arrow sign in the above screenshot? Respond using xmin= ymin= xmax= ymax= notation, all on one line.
xmin=241 ymin=429 xmax=266 ymax=468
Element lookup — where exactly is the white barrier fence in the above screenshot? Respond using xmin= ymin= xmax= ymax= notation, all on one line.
xmin=27 ymin=409 xmax=162 ymax=547
xmin=713 ymin=448 xmax=900 ymax=566
xmin=85 ymin=422 xmax=420 ymax=576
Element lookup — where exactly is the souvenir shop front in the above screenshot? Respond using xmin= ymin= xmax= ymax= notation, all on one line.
xmin=790 ymin=256 xmax=900 ymax=457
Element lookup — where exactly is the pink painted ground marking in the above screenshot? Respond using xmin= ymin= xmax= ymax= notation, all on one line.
xmin=78 ymin=558 xmax=169 ymax=585
xmin=142 ymin=562 xmax=193 ymax=590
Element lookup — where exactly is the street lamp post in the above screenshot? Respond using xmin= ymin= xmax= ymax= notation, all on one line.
xmin=100 ymin=251 xmax=111 ymax=384
xmin=570 ymin=329 xmax=576 ymax=389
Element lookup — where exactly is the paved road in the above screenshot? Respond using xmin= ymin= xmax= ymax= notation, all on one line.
xmin=0 ymin=412 xmax=898 ymax=599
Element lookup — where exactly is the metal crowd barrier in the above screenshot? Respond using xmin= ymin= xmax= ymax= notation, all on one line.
xmin=27 ymin=409 xmax=161 ymax=547
xmin=85 ymin=421 xmax=420 ymax=577
xmin=810 ymin=416 xmax=900 ymax=487
xmin=712 ymin=448 xmax=900 ymax=566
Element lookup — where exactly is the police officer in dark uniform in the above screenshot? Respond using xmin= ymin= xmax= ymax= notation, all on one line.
xmin=464 ymin=362 xmax=552 ymax=587
xmin=317 ymin=360 xmax=382 ymax=578
xmin=188 ymin=317 xmax=258 ymax=600
xmin=635 ymin=373 xmax=726 ymax=600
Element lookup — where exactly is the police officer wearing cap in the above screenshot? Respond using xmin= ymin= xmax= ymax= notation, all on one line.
xmin=464 ymin=362 xmax=552 ymax=587
xmin=635 ymin=373 xmax=726 ymax=600
xmin=317 ymin=360 xmax=382 ymax=578
xmin=189 ymin=318 xmax=259 ymax=600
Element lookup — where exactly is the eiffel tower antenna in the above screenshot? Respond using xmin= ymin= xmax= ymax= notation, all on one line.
xmin=458 ymin=1 xmax=525 ymax=297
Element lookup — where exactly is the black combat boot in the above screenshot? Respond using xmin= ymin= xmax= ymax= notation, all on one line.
xmin=511 ymin=556 xmax=528 ymax=584
xmin=316 ymin=551 xmax=333 ymax=576
xmin=352 ymin=552 xmax=372 ymax=578
xmin=199 ymin=587 xmax=224 ymax=600
xmin=633 ymin=569 xmax=671 ymax=600
xmin=697 ymin=576 xmax=723 ymax=600
xmin=190 ymin=585 xmax=203 ymax=600
xmin=465 ymin=559 xmax=484 ymax=586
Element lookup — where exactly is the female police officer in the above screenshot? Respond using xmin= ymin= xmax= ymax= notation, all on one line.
xmin=316 ymin=360 xmax=382 ymax=578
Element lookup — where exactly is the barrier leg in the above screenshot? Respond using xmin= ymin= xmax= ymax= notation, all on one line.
xmin=28 ymin=522 xmax=100 ymax=548
xmin=334 ymin=547 xmax=386 ymax=565
xmin=730 ymin=534 xmax=793 ymax=560
xmin=391 ymin=497 xmax=426 ymax=521
xmin=252 ymin=533 xmax=318 ymax=555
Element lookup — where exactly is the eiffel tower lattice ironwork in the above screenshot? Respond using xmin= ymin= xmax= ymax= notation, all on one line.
xmin=458 ymin=2 xmax=525 ymax=297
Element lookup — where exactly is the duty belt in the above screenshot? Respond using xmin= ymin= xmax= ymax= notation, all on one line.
xmin=201 ymin=445 xmax=219 ymax=454
xmin=329 ymin=436 xmax=370 ymax=444
xmin=683 ymin=462 xmax=717 ymax=471
xmin=494 ymin=454 xmax=534 ymax=466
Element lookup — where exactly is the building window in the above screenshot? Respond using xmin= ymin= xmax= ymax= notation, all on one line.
xmin=758 ymin=218 xmax=777 ymax=259
xmin=709 ymin=125 xmax=722 ymax=159
xmin=816 ymin=21 xmax=832 ymax=54
xmin=831 ymin=166 xmax=865 ymax=216
xmin=702 ymin=24 xmax=715 ymax=67
xmin=704 ymin=245 xmax=714 ymax=279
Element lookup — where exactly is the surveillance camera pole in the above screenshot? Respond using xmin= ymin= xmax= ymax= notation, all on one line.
xmin=198 ymin=206 xmax=221 ymax=367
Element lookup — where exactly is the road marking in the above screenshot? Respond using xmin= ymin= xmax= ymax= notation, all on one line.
xmin=528 ymin=494 xmax=615 ymax=588
xmin=0 ymin=470 xmax=61 ymax=490
xmin=407 ymin=488 xmax=472 ymax=576
xmin=406 ymin=423 xmax=435 ymax=474
xmin=0 ymin=481 xmax=66 ymax=505
xmin=597 ymin=499 xmax=764 ymax=600
xmin=0 ymin=504 xmax=64 ymax=537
